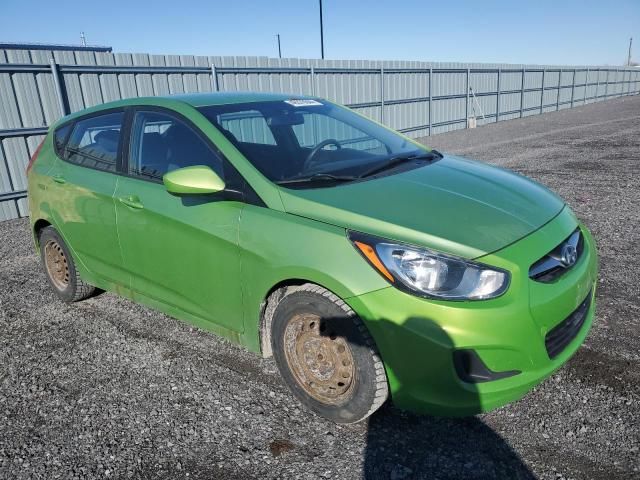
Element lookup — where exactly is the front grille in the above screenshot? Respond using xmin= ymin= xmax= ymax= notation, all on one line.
xmin=529 ymin=229 xmax=584 ymax=283
xmin=545 ymin=290 xmax=592 ymax=359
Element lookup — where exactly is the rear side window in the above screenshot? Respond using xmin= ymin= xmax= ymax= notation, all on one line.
xmin=65 ymin=112 xmax=124 ymax=172
xmin=128 ymin=110 xmax=223 ymax=181
xmin=53 ymin=123 xmax=72 ymax=157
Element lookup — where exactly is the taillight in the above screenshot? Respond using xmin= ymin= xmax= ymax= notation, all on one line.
xmin=26 ymin=138 xmax=46 ymax=175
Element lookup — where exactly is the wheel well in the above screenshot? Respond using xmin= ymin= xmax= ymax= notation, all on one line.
xmin=259 ymin=279 xmax=310 ymax=358
xmin=33 ymin=219 xmax=52 ymax=246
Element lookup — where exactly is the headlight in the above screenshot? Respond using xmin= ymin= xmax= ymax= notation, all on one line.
xmin=349 ymin=231 xmax=509 ymax=300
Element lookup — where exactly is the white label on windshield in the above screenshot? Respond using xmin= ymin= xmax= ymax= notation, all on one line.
xmin=285 ymin=99 xmax=323 ymax=107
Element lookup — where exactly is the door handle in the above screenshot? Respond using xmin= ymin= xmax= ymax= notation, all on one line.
xmin=52 ymin=175 xmax=66 ymax=184
xmin=117 ymin=195 xmax=144 ymax=210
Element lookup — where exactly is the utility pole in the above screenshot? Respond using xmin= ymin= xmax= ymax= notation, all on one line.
xmin=319 ymin=0 xmax=325 ymax=59
xmin=276 ymin=34 xmax=282 ymax=59
xmin=628 ymin=37 xmax=633 ymax=66
xmin=80 ymin=32 xmax=87 ymax=47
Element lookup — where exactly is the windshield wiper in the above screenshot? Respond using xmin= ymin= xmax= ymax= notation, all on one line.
xmin=358 ymin=151 xmax=441 ymax=179
xmin=276 ymin=172 xmax=359 ymax=186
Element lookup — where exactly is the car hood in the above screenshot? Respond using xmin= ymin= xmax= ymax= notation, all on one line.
xmin=278 ymin=155 xmax=565 ymax=258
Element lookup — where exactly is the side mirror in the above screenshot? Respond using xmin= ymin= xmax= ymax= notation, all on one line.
xmin=163 ymin=165 xmax=225 ymax=195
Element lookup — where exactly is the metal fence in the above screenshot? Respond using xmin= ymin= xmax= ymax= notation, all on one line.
xmin=1 ymin=47 xmax=639 ymax=221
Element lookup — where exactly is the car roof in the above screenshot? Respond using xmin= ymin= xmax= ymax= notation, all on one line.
xmin=170 ymin=92 xmax=300 ymax=107
xmin=52 ymin=92 xmax=315 ymax=127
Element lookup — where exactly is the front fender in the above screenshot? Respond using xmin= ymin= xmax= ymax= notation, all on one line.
xmin=238 ymin=205 xmax=389 ymax=353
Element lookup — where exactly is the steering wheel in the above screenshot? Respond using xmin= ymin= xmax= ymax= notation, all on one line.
xmin=303 ymin=138 xmax=342 ymax=171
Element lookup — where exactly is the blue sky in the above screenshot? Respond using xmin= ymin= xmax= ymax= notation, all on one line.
xmin=2 ymin=0 xmax=639 ymax=65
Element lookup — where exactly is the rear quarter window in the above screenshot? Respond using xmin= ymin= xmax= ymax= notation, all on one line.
xmin=53 ymin=123 xmax=72 ymax=158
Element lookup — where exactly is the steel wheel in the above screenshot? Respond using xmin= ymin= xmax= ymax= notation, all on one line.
xmin=271 ymin=284 xmax=389 ymax=423
xmin=38 ymin=226 xmax=96 ymax=302
xmin=283 ymin=312 xmax=357 ymax=405
xmin=43 ymin=239 xmax=70 ymax=291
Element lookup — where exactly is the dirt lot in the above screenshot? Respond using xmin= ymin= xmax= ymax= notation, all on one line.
xmin=1 ymin=95 xmax=639 ymax=480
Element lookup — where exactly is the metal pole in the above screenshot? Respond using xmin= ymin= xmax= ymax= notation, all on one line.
xmin=584 ymin=67 xmax=589 ymax=104
xmin=319 ymin=0 xmax=325 ymax=59
xmin=604 ymin=69 xmax=610 ymax=99
xmin=626 ymin=69 xmax=630 ymax=95
xmin=309 ymin=66 xmax=316 ymax=96
xmin=466 ymin=68 xmax=470 ymax=124
xmin=628 ymin=37 xmax=633 ymax=66
xmin=520 ymin=67 xmax=525 ymax=118
xmin=570 ymin=69 xmax=576 ymax=108
xmin=276 ymin=34 xmax=282 ymax=59
xmin=595 ymin=69 xmax=600 ymax=100
xmin=380 ymin=66 xmax=385 ymax=124
xmin=495 ymin=68 xmax=501 ymax=123
xmin=556 ymin=69 xmax=561 ymax=111
xmin=211 ymin=64 xmax=219 ymax=91
xmin=428 ymin=67 xmax=432 ymax=136
xmin=49 ymin=58 xmax=68 ymax=116
xmin=540 ymin=69 xmax=545 ymax=114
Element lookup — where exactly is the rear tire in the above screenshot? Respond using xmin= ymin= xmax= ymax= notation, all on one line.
xmin=39 ymin=226 xmax=95 ymax=303
xmin=271 ymin=284 xmax=388 ymax=423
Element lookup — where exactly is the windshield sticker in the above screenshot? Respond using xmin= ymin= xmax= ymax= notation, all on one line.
xmin=285 ymin=99 xmax=323 ymax=107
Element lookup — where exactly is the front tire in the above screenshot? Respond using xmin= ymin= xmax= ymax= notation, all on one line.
xmin=271 ymin=284 xmax=388 ymax=423
xmin=39 ymin=226 xmax=95 ymax=303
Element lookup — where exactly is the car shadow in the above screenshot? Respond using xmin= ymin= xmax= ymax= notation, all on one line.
xmin=320 ymin=315 xmax=536 ymax=479
xmin=363 ymin=405 xmax=535 ymax=479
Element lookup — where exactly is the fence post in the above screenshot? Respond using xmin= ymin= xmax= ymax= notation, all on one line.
xmin=595 ymin=69 xmax=600 ymax=100
xmin=540 ymin=68 xmax=545 ymax=114
xmin=625 ymin=69 xmax=630 ymax=95
xmin=380 ymin=66 xmax=385 ymax=124
xmin=570 ymin=69 xmax=576 ymax=108
xmin=310 ymin=66 xmax=316 ymax=96
xmin=466 ymin=67 xmax=470 ymax=125
xmin=584 ymin=67 xmax=589 ymax=104
xmin=556 ymin=69 xmax=561 ymax=111
xmin=496 ymin=68 xmax=501 ymax=123
xmin=211 ymin=64 xmax=219 ymax=92
xmin=428 ymin=67 xmax=432 ymax=136
xmin=520 ymin=67 xmax=525 ymax=118
xmin=49 ymin=58 xmax=68 ymax=116
xmin=604 ymin=69 xmax=610 ymax=99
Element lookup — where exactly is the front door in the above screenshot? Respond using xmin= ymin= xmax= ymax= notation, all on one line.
xmin=114 ymin=108 xmax=244 ymax=331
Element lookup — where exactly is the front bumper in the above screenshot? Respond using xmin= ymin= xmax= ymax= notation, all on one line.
xmin=346 ymin=207 xmax=598 ymax=416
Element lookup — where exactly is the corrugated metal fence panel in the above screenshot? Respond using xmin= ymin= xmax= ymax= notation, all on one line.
xmin=1 ymin=50 xmax=639 ymax=221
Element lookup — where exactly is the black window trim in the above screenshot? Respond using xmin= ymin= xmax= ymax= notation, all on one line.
xmin=54 ymin=107 xmax=127 ymax=176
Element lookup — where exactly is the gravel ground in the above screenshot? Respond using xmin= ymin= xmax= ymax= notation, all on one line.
xmin=1 ymin=95 xmax=639 ymax=480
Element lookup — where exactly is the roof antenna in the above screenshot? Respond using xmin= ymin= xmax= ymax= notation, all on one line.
xmin=80 ymin=32 xmax=87 ymax=47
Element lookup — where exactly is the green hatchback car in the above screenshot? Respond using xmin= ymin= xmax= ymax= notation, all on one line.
xmin=27 ymin=92 xmax=597 ymax=423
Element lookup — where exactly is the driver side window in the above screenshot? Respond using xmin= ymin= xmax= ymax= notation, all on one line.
xmin=292 ymin=112 xmax=387 ymax=154
xmin=128 ymin=110 xmax=223 ymax=181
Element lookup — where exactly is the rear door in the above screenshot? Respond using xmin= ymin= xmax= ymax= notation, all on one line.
xmin=114 ymin=108 xmax=244 ymax=331
xmin=48 ymin=110 xmax=126 ymax=286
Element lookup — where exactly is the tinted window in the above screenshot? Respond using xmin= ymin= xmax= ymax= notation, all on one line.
xmin=53 ymin=123 xmax=72 ymax=157
xmin=65 ymin=112 xmax=124 ymax=172
xmin=128 ymin=110 xmax=223 ymax=181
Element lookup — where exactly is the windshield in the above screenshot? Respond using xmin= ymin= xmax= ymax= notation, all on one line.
xmin=197 ymin=99 xmax=429 ymax=186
